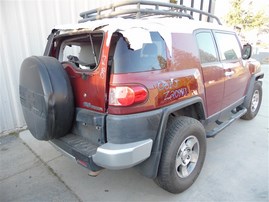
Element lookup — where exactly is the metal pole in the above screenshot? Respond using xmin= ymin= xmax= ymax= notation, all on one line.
xmin=199 ymin=0 xmax=204 ymax=21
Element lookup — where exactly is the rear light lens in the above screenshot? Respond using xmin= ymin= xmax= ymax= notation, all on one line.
xmin=109 ymin=85 xmax=148 ymax=106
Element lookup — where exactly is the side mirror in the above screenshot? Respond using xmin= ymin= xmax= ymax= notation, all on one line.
xmin=242 ymin=43 xmax=252 ymax=60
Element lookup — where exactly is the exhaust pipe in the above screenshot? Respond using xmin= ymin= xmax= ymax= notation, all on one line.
xmin=88 ymin=169 xmax=102 ymax=177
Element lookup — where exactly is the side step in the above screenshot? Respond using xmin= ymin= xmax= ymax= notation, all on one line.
xmin=50 ymin=134 xmax=102 ymax=171
xmin=206 ymin=107 xmax=247 ymax=138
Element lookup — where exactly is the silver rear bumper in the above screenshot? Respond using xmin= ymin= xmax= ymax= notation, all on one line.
xmin=92 ymin=139 xmax=153 ymax=169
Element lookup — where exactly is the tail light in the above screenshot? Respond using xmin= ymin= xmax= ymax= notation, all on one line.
xmin=109 ymin=85 xmax=148 ymax=106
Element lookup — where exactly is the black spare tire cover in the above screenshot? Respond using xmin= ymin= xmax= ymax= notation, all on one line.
xmin=19 ymin=56 xmax=74 ymax=140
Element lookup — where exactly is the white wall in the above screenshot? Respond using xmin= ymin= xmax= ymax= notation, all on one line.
xmin=0 ymin=0 xmax=120 ymax=134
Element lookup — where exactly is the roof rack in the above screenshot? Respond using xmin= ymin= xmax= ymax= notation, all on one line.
xmin=79 ymin=0 xmax=222 ymax=25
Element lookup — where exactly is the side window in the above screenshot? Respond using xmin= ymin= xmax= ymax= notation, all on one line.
xmin=215 ymin=33 xmax=241 ymax=61
xmin=196 ymin=32 xmax=218 ymax=64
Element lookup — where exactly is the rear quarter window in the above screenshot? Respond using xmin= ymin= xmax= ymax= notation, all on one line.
xmin=111 ymin=32 xmax=167 ymax=73
xmin=196 ymin=32 xmax=219 ymax=64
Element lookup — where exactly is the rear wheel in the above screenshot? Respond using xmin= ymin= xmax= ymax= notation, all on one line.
xmin=155 ymin=116 xmax=206 ymax=194
xmin=241 ymin=81 xmax=262 ymax=120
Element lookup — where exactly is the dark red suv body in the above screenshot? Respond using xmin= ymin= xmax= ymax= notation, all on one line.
xmin=19 ymin=1 xmax=263 ymax=193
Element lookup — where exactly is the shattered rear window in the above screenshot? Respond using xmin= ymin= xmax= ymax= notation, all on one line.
xmin=58 ymin=32 xmax=103 ymax=70
xmin=111 ymin=32 xmax=167 ymax=73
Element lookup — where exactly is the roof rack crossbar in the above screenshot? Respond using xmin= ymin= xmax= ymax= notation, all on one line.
xmin=79 ymin=0 xmax=222 ymax=25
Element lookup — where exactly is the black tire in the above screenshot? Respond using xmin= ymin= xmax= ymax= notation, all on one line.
xmin=19 ymin=56 xmax=74 ymax=140
xmin=155 ymin=116 xmax=206 ymax=194
xmin=241 ymin=81 xmax=262 ymax=120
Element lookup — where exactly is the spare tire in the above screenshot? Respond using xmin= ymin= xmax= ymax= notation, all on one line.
xmin=19 ymin=56 xmax=74 ymax=140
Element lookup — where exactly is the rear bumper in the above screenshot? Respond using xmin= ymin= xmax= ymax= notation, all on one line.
xmin=49 ymin=108 xmax=159 ymax=171
xmin=93 ymin=139 xmax=153 ymax=169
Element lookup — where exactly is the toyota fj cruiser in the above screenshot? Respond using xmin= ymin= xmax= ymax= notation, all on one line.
xmin=19 ymin=1 xmax=264 ymax=194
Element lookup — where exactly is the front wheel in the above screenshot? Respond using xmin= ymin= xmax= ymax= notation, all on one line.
xmin=155 ymin=116 xmax=206 ymax=194
xmin=241 ymin=81 xmax=262 ymax=120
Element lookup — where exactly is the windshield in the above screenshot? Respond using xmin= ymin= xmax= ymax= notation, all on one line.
xmin=111 ymin=32 xmax=167 ymax=73
xmin=58 ymin=33 xmax=103 ymax=70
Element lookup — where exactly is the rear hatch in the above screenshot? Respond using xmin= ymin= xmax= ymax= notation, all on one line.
xmin=47 ymin=31 xmax=109 ymax=171
xmin=53 ymin=31 xmax=108 ymax=113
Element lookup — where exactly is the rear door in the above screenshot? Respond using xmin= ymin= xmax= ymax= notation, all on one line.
xmin=214 ymin=31 xmax=250 ymax=108
xmin=195 ymin=31 xmax=225 ymax=117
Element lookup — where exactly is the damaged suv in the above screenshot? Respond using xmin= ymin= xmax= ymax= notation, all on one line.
xmin=19 ymin=1 xmax=263 ymax=193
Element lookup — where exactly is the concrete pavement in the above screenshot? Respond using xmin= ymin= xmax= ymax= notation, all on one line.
xmin=1 ymin=65 xmax=268 ymax=201
xmin=0 ymin=135 xmax=80 ymax=202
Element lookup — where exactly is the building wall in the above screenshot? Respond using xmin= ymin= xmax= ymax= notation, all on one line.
xmin=0 ymin=0 xmax=215 ymax=134
xmin=0 ymin=0 xmax=119 ymax=134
